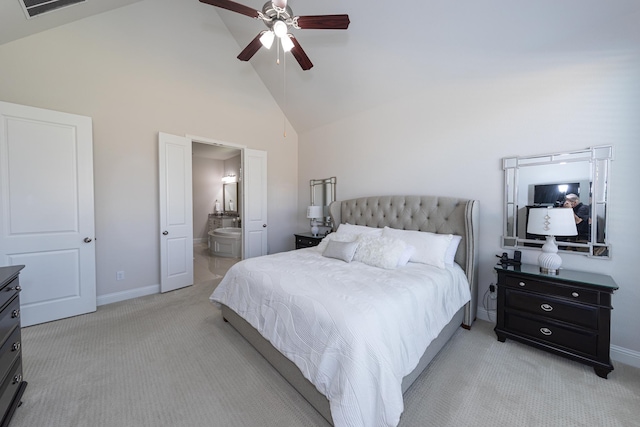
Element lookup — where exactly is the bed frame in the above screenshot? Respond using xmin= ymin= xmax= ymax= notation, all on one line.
xmin=221 ymin=195 xmax=479 ymax=425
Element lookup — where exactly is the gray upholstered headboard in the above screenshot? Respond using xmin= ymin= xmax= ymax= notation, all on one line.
xmin=329 ymin=195 xmax=479 ymax=327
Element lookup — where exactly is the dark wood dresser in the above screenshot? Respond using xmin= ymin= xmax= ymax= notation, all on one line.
xmin=494 ymin=263 xmax=618 ymax=378
xmin=294 ymin=233 xmax=323 ymax=249
xmin=0 ymin=265 xmax=27 ymax=427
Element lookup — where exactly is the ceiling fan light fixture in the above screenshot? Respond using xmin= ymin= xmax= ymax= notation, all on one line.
xmin=259 ymin=30 xmax=275 ymax=49
xmin=280 ymin=34 xmax=294 ymax=52
xmin=273 ymin=20 xmax=288 ymax=38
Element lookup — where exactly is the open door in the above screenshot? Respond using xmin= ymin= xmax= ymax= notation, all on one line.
xmin=158 ymin=132 xmax=193 ymax=292
xmin=243 ymin=149 xmax=268 ymax=258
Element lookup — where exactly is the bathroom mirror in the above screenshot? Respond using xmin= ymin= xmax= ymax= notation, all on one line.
xmin=223 ymin=182 xmax=238 ymax=214
xmin=310 ymin=177 xmax=336 ymax=228
xmin=502 ymin=146 xmax=612 ymax=258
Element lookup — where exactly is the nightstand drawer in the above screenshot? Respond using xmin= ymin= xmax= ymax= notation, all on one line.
xmin=505 ymin=312 xmax=597 ymax=356
xmin=505 ymin=289 xmax=598 ymax=329
xmin=504 ymin=275 xmax=598 ymax=304
xmin=295 ymin=234 xmax=323 ymax=249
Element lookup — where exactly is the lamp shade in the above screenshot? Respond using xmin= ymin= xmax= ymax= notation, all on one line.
xmin=306 ymin=205 xmax=323 ymax=219
xmin=527 ymin=208 xmax=577 ymax=237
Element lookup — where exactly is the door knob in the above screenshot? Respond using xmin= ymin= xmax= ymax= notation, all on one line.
xmin=84 ymin=237 xmax=92 ymax=243
xmin=263 ymin=224 xmax=267 ymax=228
xmin=163 ymin=231 xmax=169 ymax=235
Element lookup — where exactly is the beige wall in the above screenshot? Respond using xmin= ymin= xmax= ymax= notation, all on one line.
xmin=192 ymin=156 xmax=223 ymax=242
xmin=0 ymin=0 xmax=299 ymax=300
xmin=298 ymin=41 xmax=640 ymax=360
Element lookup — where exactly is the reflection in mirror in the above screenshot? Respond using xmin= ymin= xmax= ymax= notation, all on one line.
xmin=502 ymin=146 xmax=612 ymax=258
xmin=310 ymin=177 xmax=336 ymax=228
xmin=223 ymin=182 xmax=238 ymax=213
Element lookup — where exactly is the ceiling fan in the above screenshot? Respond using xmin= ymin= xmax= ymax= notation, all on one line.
xmin=200 ymin=0 xmax=350 ymax=70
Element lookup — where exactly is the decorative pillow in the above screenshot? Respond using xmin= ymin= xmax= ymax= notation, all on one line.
xmin=335 ymin=223 xmax=383 ymax=238
xmin=353 ymin=235 xmax=407 ymax=270
xmin=322 ymin=240 xmax=359 ymax=263
xmin=397 ymin=244 xmax=416 ymax=267
xmin=381 ymin=227 xmax=453 ymax=269
xmin=445 ymin=235 xmax=462 ymax=267
xmin=315 ymin=232 xmax=356 ymax=252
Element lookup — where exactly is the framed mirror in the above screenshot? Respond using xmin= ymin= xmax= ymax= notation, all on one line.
xmin=310 ymin=177 xmax=336 ymax=228
xmin=502 ymin=146 xmax=612 ymax=258
xmin=223 ymin=182 xmax=238 ymax=213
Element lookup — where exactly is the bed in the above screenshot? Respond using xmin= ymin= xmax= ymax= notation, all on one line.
xmin=210 ymin=195 xmax=479 ymax=426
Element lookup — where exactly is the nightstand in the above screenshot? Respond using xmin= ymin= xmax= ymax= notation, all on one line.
xmin=294 ymin=233 xmax=323 ymax=249
xmin=494 ymin=263 xmax=618 ymax=378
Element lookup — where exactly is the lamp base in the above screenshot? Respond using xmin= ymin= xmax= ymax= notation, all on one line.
xmin=538 ymin=236 xmax=562 ymax=275
xmin=310 ymin=223 xmax=319 ymax=237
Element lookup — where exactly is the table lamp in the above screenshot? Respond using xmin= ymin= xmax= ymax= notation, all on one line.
xmin=306 ymin=205 xmax=323 ymax=237
xmin=527 ymin=207 xmax=577 ymax=274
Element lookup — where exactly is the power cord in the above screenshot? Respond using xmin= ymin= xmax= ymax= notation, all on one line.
xmin=483 ymin=283 xmax=497 ymax=322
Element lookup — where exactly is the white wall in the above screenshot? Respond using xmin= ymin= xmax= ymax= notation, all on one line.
xmin=298 ymin=36 xmax=640 ymax=361
xmin=192 ymin=156 xmax=223 ymax=242
xmin=0 ymin=0 xmax=299 ymax=299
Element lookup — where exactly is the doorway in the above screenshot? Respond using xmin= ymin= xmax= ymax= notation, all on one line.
xmin=191 ymin=142 xmax=242 ymax=284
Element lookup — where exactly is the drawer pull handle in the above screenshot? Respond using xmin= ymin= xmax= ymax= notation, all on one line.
xmin=11 ymin=309 xmax=20 ymax=319
xmin=11 ymin=342 xmax=20 ymax=352
xmin=7 ymin=285 xmax=21 ymax=291
xmin=13 ymin=374 xmax=22 ymax=384
xmin=540 ymin=327 xmax=552 ymax=336
xmin=519 ymin=281 xmax=526 ymax=287
xmin=572 ymin=292 xmax=579 ymax=298
xmin=541 ymin=304 xmax=553 ymax=312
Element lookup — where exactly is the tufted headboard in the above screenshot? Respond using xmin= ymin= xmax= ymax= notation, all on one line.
xmin=329 ymin=195 xmax=479 ymax=327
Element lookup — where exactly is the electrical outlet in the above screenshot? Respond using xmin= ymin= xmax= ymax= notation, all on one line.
xmin=116 ymin=271 xmax=125 ymax=281
xmin=489 ymin=284 xmax=496 ymax=293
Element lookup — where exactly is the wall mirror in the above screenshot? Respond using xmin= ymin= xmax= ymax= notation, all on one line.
xmin=223 ymin=182 xmax=238 ymax=214
xmin=310 ymin=177 xmax=336 ymax=227
xmin=502 ymin=146 xmax=612 ymax=258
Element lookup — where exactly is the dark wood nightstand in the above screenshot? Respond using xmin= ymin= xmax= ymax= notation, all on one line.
xmin=294 ymin=233 xmax=323 ymax=249
xmin=494 ymin=263 xmax=618 ymax=378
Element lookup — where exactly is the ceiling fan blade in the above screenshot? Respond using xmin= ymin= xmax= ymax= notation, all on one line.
xmin=237 ymin=33 xmax=264 ymax=61
xmin=289 ymin=35 xmax=313 ymax=71
xmin=296 ymin=14 xmax=350 ymax=30
xmin=199 ymin=0 xmax=259 ymax=18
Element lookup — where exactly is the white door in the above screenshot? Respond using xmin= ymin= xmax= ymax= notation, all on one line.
xmin=0 ymin=101 xmax=96 ymax=327
xmin=243 ymin=149 xmax=267 ymax=258
xmin=159 ymin=132 xmax=193 ymax=292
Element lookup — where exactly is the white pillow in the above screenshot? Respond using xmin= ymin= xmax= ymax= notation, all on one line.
xmin=445 ymin=235 xmax=462 ymax=267
xmin=397 ymin=244 xmax=416 ymax=267
xmin=336 ymin=223 xmax=383 ymax=238
xmin=322 ymin=240 xmax=359 ymax=263
xmin=353 ymin=235 xmax=406 ymax=270
xmin=315 ymin=232 xmax=357 ymax=252
xmin=381 ymin=227 xmax=453 ymax=269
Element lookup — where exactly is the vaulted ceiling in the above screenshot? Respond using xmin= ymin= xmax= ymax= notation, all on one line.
xmin=1 ymin=0 xmax=638 ymax=134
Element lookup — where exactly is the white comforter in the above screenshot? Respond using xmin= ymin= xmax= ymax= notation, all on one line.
xmin=210 ymin=248 xmax=471 ymax=427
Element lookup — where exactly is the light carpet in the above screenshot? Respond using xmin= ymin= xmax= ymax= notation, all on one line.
xmin=11 ymin=274 xmax=640 ymax=427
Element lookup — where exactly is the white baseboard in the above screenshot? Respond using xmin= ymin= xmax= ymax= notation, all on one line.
xmin=97 ymin=284 xmax=160 ymax=306
xmin=474 ymin=307 xmax=640 ymax=369
xmin=610 ymin=345 xmax=640 ymax=369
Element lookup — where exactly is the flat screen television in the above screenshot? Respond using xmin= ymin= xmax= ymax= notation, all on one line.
xmin=533 ymin=183 xmax=580 ymax=206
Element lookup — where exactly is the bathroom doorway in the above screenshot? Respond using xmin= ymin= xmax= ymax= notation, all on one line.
xmin=192 ymin=142 xmax=242 ymax=284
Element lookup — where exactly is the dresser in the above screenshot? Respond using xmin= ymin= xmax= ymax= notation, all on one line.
xmin=0 ymin=265 xmax=27 ymax=427
xmin=494 ymin=263 xmax=618 ymax=378
xmin=294 ymin=233 xmax=323 ymax=249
